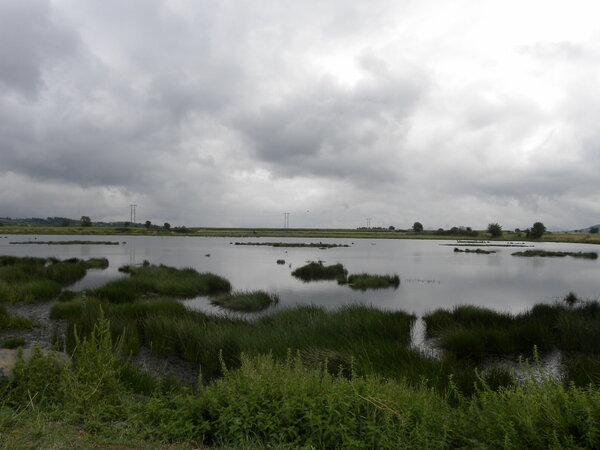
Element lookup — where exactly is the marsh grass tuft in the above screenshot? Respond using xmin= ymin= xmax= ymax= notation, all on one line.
xmin=454 ymin=247 xmax=496 ymax=254
xmin=345 ymin=273 xmax=400 ymax=290
xmin=291 ymin=261 xmax=347 ymax=282
xmin=92 ymin=263 xmax=231 ymax=302
xmin=211 ymin=290 xmax=279 ymax=312
xmin=424 ymin=300 xmax=600 ymax=365
xmin=0 ymin=256 xmax=109 ymax=302
xmin=10 ymin=240 xmax=119 ymax=245
xmin=512 ymin=250 xmax=598 ymax=259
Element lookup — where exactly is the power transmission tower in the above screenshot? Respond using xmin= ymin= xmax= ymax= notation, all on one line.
xmin=130 ymin=204 xmax=137 ymax=224
xmin=283 ymin=212 xmax=290 ymax=229
xmin=366 ymin=218 xmax=371 ymax=228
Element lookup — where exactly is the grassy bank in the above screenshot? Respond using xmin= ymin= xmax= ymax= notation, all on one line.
xmin=1 ymin=318 xmax=599 ymax=449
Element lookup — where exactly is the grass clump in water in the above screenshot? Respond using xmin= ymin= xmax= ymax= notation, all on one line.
xmin=0 ymin=256 xmax=109 ymax=302
xmin=345 ymin=273 xmax=400 ymax=290
xmin=512 ymin=250 xmax=598 ymax=259
xmin=91 ymin=263 xmax=231 ymax=302
xmin=424 ymin=300 xmax=600 ymax=366
xmin=454 ymin=247 xmax=496 ymax=254
xmin=10 ymin=240 xmax=119 ymax=245
xmin=291 ymin=261 xmax=347 ymax=282
xmin=211 ymin=290 xmax=279 ymax=312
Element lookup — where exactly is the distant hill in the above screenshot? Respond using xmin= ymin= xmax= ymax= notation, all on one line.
xmin=576 ymin=224 xmax=600 ymax=233
xmin=0 ymin=217 xmax=138 ymax=228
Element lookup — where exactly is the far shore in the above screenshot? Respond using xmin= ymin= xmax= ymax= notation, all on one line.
xmin=1 ymin=225 xmax=599 ymax=245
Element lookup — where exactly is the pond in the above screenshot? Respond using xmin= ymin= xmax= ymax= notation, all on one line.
xmin=1 ymin=234 xmax=597 ymax=318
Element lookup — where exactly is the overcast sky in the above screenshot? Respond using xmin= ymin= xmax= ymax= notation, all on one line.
xmin=1 ymin=0 xmax=599 ymax=229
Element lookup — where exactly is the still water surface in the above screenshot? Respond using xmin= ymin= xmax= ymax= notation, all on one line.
xmin=2 ymin=234 xmax=598 ymax=318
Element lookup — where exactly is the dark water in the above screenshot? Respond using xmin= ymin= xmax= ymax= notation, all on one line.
xmin=1 ymin=234 xmax=597 ymax=317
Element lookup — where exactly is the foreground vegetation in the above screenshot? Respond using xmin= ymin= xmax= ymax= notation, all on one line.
xmin=1 ymin=317 xmax=599 ymax=449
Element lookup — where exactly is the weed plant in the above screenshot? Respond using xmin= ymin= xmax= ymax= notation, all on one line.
xmin=211 ymin=290 xmax=279 ymax=312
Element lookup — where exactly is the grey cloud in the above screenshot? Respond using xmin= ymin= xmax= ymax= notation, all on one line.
xmin=0 ymin=0 xmax=79 ymax=98
xmin=234 ymin=58 xmax=429 ymax=184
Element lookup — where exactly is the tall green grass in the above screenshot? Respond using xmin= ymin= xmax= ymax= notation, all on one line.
xmin=423 ymin=300 xmax=600 ymax=363
xmin=1 ymin=323 xmax=598 ymax=449
xmin=58 ymin=300 xmax=509 ymax=395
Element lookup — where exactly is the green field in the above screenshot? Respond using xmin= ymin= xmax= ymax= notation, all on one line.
xmin=3 ymin=225 xmax=600 ymax=244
